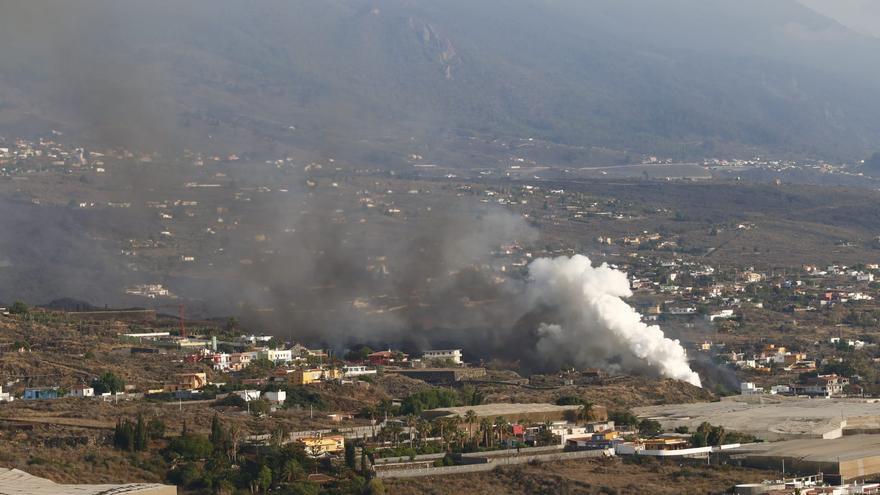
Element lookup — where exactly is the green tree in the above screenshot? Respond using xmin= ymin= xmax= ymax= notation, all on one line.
xmin=638 ymin=419 xmax=662 ymax=437
xmin=134 ymin=414 xmax=148 ymax=451
xmin=345 ymin=345 xmax=373 ymax=362
xmin=344 ymin=441 xmax=356 ymax=470
xmin=399 ymin=388 xmax=459 ymax=415
xmin=92 ymin=372 xmax=125 ymax=395
xmin=147 ymin=417 xmax=166 ymax=439
xmin=210 ymin=413 xmax=227 ymax=451
xmin=458 ymin=384 xmax=484 ymax=406
xmin=609 ymin=410 xmax=639 ymax=428
xmin=168 ymin=433 xmax=213 ymax=460
xmin=257 ymin=465 xmax=272 ymax=494
xmin=707 ymin=425 xmax=726 ymax=446
xmin=282 ymin=458 xmax=304 ymax=482
xmin=8 ymin=301 xmax=29 ymax=315
xmin=367 ymin=478 xmax=387 ymax=495
xmin=113 ymin=418 xmax=134 ymax=451
xmin=249 ymin=399 xmax=270 ymax=417
xmin=555 ymin=396 xmax=585 ymax=406
xmin=286 ymin=482 xmax=319 ymax=495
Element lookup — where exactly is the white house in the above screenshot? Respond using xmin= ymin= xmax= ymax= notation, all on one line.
xmin=260 ymin=349 xmax=293 ymax=365
xmin=421 ymin=349 xmax=463 ymax=365
xmin=770 ymin=385 xmax=791 ymax=395
xmin=525 ymin=421 xmax=593 ymax=446
xmin=707 ymin=309 xmax=735 ymax=322
xmin=68 ymin=385 xmax=95 ymax=398
xmin=0 ymin=386 xmax=13 ymax=402
xmin=263 ymin=390 xmax=286 ymax=404
xmin=740 ymin=382 xmax=762 ymax=395
xmin=343 ymin=365 xmax=377 ymax=378
xmin=210 ymin=352 xmax=232 ymax=371
xmin=235 ymin=390 xmax=261 ymax=402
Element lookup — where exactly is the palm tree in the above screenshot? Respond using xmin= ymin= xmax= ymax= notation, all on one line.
xmin=405 ymin=415 xmax=418 ymax=448
xmin=464 ymin=410 xmax=477 ymax=441
xmin=440 ymin=418 xmax=457 ymax=452
xmin=416 ymin=419 xmax=432 ymax=447
xmin=494 ymin=417 xmax=509 ymax=446
xmin=447 ymin=416 xmax=461 ymax=450
xmin=480 ymin=418 xmax=493 ymax=448
xmin=433 ymin=418 xmax=445 ymax=449
xmin=577 ymin=402 xmax=594 ymax=423
xmin=381 ymin=423 xmax=403 ymax=448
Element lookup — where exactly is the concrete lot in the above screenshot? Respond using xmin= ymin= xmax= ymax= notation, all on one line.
xmin=634 ymin=396 xmax=880 ymax=440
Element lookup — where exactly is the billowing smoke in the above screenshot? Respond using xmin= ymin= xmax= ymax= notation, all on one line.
xmin=523 ymin=255 xmax=702 ymax=387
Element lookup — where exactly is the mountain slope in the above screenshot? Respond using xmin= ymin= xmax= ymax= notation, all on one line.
xmin=1 ymin=0 xmax=879 ymax=162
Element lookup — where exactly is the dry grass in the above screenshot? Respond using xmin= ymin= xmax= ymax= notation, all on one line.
xmin=386 ymin=457 xmax=778 ymax=495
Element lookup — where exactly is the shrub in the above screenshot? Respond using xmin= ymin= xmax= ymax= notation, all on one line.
xmin=92 ymin=372 xmax=125 ymax=395
xmin=167 ymin=433 xmax=213 ymax=460
xmin=8 ymin=301 xmax=29 ymax=315
xmin=399 ymin=388 xmax=459 ymax=415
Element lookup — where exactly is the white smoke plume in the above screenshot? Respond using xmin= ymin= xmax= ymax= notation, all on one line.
xmin=525 ymin=255 xmax=702 ymax=387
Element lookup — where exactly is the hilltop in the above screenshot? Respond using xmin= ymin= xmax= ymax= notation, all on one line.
xmin=2 ymin=1 xmax=880 ymax=162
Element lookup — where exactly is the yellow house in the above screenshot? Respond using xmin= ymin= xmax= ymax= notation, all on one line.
xmin=297 ymin=435 xmax=345 ymax=455
xmin=164 ymin=372 xmax=208 ymax=391
xmin=290 ymin=368 xmax=342 ymax=386
xmin=592 ymin=430 xmax=619 ymax=441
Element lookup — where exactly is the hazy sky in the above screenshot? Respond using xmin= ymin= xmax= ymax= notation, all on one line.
xmin=798 ymin=0 xmax=880 ymax=37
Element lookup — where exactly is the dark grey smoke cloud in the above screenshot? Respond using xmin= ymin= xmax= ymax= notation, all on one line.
xmin=220 ymin=195 xmax=540 ymax=352
xmin=0 ymin=2 xmax=182 ymax=152
xmin=798 ymin=0 xmax=880 ymax=38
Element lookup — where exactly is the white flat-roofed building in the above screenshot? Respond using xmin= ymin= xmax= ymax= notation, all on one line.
xmin=343 ymin=365 xmax=377 ymax=378
xmin=260 ymin=349 xmax=293 ymax=364
xmin=69 ymin=385 xmax=95 ymax=398
xmin=740 ymin=382 xmax=762 ymax=395
xmin=264 ymin=390 xmax=286 ymax=404
xmin=422 ymin=349 xmax=463 ymax=365
xmin=235 ymin=390 xmax=261 ymax=402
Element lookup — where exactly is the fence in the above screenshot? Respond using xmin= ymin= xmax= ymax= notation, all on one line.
xmin=376 ymin=448 xmax=614 ymax=478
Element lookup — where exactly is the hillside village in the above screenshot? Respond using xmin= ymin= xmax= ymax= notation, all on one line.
xmin=5 ymin=135 xmax=880 ymax=494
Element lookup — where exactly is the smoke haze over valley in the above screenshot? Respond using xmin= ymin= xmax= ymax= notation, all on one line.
xmin=3 ymin=0 xmax=880 ymax=384
xmin=3 ymin=0 xmax=880 ymax=161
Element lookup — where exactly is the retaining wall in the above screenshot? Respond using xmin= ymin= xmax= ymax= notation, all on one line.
xmin=376 ymin=448 xmax=613 ymax=478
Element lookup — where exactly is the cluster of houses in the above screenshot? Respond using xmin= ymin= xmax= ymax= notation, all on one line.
xmin=628 ymin=259 xmax=880 ymax=329
xmin=187 ymin=343 xmax=464 ymax=377
xmin=561 ymin=423 xmax=740 ymax=458
xmin=741 ymin=374 xmax=851 ymax=399
xmin=1 ymin=384 xmax=114 ymax=402
xmin=729 ymin=344 xmax=816 ymax=373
